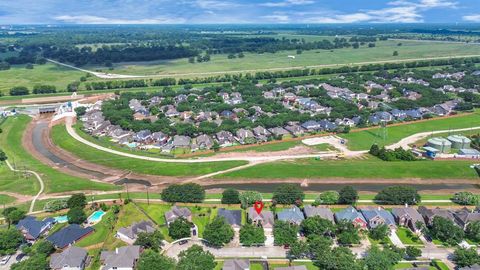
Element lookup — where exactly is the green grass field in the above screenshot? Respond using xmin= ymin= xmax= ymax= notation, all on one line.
xmin=0 ymin=63 xmax=85 ymax=94
xmin=0 ymin=164 xmax=38 ymax=195
xmin=0 ymin=194 xmax=15 ymax=205
xmin=396 ymin=227 xmax=424 ymax=246
xmin=219 ymin=157 xmax=478 ymax=179
xmin=0 ymin=115 xmax=119 ymax=194
xmin=88 ymin=40 xmax=480 ymax=76
xmin=340 ymin=111 xmax=480 ymax=150
xmin=51 ymin=124 xmax=247 ymax=176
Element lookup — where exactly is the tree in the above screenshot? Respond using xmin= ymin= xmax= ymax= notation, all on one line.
xmin=369 ymin=144 xmax=380 ymax=156
xmin=161 ymin=183 xmax=205 ymax=203
xmin=239 ymin=223 xmax=265 ymax=246
xmin=301 ymin=216 xmax=335 ymax=237
xmin=338 ymin=186 xmax=358 ymax=204
xmin=454 ymin=247 xmax=480 ymax=268
xmin=364 ymin=246 xmax=402 ymax=270
xmin=10 ymin=254 xmax=49 ymax=270
xmin=314 ymin=246 xmax=361 ymax=270
xmin=134 ymin=230 xmax=164 ymax=251
xmin=168 ymin=218 xmax=192 ymax=240
xmin=9 ymin=86 xmax=29 ymax=96
xmin=369 ymin=224 xmax=389 ymax=240
xmin=0 ymin=229 xmax=23 ymax=255
xmin=203 ymin=216 xmax=234 ymax=247
xmin=336 ymin=220 xmax=360 ymax=245
xmin=75 ymin=107 xmax=87 ymax=117
xmin=137 ymin=250 xmax=176 ymax=270
xmin=466 ymin=221 xmax=480 ymax=242
xmin=221 ymin=188 xmax=240 ymax=204
xmin=393 ymin=51 xmax=399 ymax=56
xmin=429 ymin=216 xmax=464 ymax=246
xmin=67 ymin=207 xmax=86 ymax=224
xmin=313 ymin=191 xmax=339 ymax=205
xmin=67 ymin=193 xmax=87 ymax=209
xmin=452 ymin=192 xmax=479 ymax=205
xmin=272 ymin=184 xmax=305 ymax=205
xmin=177 ymin=245 xmax=216 ymax=270
xmin=273 ymin=220 xmax=299 ymax=246
xmin=287 ymin=240 xmax=309 ymax=260
xmin=2 ymin=207 xmax=25 ymax=227
xmin=0 ymin=150 xmax=7 ymax=162
xmin=239 ymin=191 xmax=263 ymax=208
xmin=32 ymin=240 xmax=54 ymax=256
xmin=405 ymin=246 xmax=421 ymax=260
xmin=375 ymin=186 xmax=420 ymax=205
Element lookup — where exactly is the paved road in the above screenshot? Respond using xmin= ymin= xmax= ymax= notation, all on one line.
xmin=5 ymin=160 xmax=44 ymax=213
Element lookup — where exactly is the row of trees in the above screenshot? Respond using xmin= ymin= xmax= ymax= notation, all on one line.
xmin=369 ymin=144 xmax=418 ymax=161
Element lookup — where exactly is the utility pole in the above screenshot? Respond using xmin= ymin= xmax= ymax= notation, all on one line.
xmin=145 ymin=185 xmax=150 ymax=205
xmin=126 ymin=183 xmax=130 ymax=200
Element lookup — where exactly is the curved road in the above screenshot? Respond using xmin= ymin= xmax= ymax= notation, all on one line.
xmin=5 ymin=160 xmax=44 ymax=213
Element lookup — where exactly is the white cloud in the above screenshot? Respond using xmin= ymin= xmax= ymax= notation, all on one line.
xmin=261 ymin=0 xmax=314 ymax=7
xmin=463 ymin=14 xmax=480 ymax=22
xmin=54 ymin=15 xmax=185 ymax=24
xmin=194 ymin=0 xmax=241 ymax=10
xmin=261 ymin=14 xmax=290 ymax=22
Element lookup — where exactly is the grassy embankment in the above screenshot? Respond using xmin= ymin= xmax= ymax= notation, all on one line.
xmin=51 ymin=124 xmax=247 ymax=176
xmin=0 ymin=115 xmax=119 ymax=194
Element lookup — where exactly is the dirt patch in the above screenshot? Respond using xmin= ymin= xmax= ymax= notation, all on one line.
xmin=208 ymin=145 xmax=315 ymax=159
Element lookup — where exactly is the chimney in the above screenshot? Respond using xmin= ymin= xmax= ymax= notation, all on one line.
xmin=115 ymin=248 xmax=119 ymax=254
xmin=405 ymin=203 xmax=408 ymax=208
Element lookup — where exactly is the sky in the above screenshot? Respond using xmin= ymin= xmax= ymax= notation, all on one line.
xmin=1 ymin=0 xmax=480 ymax=25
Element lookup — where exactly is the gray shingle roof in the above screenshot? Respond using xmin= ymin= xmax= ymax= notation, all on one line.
xmin=100 ymin=246 xmax=141 ymax=270
xmin=117 ymin=220 xmax=155 ymax=240
xmin=303 ymin=205 xmax=334 ymax=222
xmin=16 ymin=216 xmax=54 ymax=240
xmin=334 ymin=206 xmax=366 ymax=223
xmin=277 ymin=206 xmax=305 ymax=224
xmin=50 ymin=246 xmax=87 ymax=269
xmin=222 ymin=259 xmax=250 ymax=270
xmin=218 ymin=208 xmax=242 ymax=227
xmin=165 ymin=206 xmax=192 ymax=224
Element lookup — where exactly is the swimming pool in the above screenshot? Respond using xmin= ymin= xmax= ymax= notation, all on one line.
xmin=54 ymin=215 xmax=68 ymax=223
xmin=87 ymin=210 xmax=106 ymax=224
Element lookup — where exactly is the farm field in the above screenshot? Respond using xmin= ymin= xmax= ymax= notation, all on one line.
xmin=0 ymin=63 xmax=85 ymax=94
xmin=340 ymin=111 xmax=480 ymax=151
xmin=88 ymin=40 xmax=480 ymax=76
xmin=0 ymin=115 xmax=119 ymax=194
xmin=218 ymin=157 xmax=479 ymax=180
xmin=51 ymin=124 xmax=247 ymax=176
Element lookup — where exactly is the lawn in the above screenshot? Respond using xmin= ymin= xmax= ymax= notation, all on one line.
xmin=0 ymin=116 xmax=119 ymax=194
xmin=394 ymin=262 xmax=436 ymax=270
xmin=269 ymin=262 xmax=318 ymax=270
xmin=339 ymin=111 xmax=480 ymax=150
xmin=0 ymin=164 xmax=38 ymax=195
xmin=51 ymin=124 xmax=247 ymax=176
xmin=0 ymin=194 xmax=15 ymax=205
xmin=219 ymin=157 xmax=478 ymax=179
xmin=396 ymin=227 xmax=424 ymax=246
xmin=87 ymin=40 xmax=480 ymax=77
xmin=0 ymin=63 xmax=85 ymax=95
xmin=76 ymin=210 xmax=115 ymax=248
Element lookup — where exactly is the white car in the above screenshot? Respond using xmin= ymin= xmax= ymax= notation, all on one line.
xmin=0 ymin=255 xmax=11 ymax=265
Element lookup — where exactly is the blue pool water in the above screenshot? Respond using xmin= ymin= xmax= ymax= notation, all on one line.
xmin=54 ymin=215 xmax=68 ymax=223
xmin=87 ymin=210 xmax=106 ymax=223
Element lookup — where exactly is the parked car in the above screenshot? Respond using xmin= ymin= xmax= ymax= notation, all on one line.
xmin=16 ymin=253 xmax=26 ymax=262
xmin=178 ymin=240 xmax=188 ymax=245
xmin=0 ymin=255 xmax=11 ymax=265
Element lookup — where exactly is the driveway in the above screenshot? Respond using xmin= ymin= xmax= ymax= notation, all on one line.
xmin=389 ymin=230 xmax=405 ymax=248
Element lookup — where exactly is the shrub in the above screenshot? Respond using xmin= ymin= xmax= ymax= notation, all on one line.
xmin=452 ymin=192 xmax=479 ymax=205
xmin=43 ymin=199 xmax=68 ymax=212
xmin=161 ymin=183 xmax=205 ymax=203
xmin=221 ymin=188 xmax=240 ymax=204
xmin=313 ymin=191 xmax=339 ymax=205
xmin=9 ymin=86 xmax=29 ymax=96
xmin=272 ymin=184 xmax=305 ymax=205
xmin=375 ymin=186 xmax=421 ymax=205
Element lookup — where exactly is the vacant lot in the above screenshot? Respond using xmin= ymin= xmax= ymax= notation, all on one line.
xmin=89 ymin=40 xmax=480 ymax=76
xmin=51 ymin=124 xmax=247 ymax=177
xmin=0 ymin=63 xmax=85 ymax=94
xmin=219 ymin=157 xmax=478 ymax=180
xmin=0 ymin=116 xmax=118 ymax=194
xmin=340 ymin=112 xmax=480 ymax=151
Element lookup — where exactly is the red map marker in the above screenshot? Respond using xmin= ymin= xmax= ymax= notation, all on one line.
xmin=254 ymin=201 xmax=264 ymax=214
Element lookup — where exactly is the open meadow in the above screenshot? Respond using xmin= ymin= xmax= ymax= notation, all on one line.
xmin=88 ymin=40 xmax=480 ymax=76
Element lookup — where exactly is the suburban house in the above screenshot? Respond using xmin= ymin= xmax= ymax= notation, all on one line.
xmin=216 ymin=131 xmax=235 ymax=147
xmin=301 ymin=120 xmax=321 ymax=131
xmin=269 ymin=127 xmax=290 ymax=139
xmin=247 ymin=207 xmax=275 ymax=229
xmin=277 ymin=206 xmax=305 ymax=225
xmin=453 ymin=208 xmax=480 ymax=229
xmin=218 ymin=208 xmax=242 ymax=230
xmin=196 ymin=134 xmax=214 ymax=150
xmin=47 ymin=224 xmax=94 ymax=249
xmin=116 ymin=220 xmax=155 ymax=244
xmin=16 ymin=216 xmax=55 ymax=241
xmin=303 ymin=205 xmax=335 ymax=223
xmin=392 ymin=206 xmax=425 ymax=233
xmin=418 ymin=206 xmax=456 ymax=226
xmin=100 ymin=246 xmax=141 ymax=270
xmin=164 ymin=206 xmax=192 ymax=226
xmin=50 ymin=246 xmax=88 ymax=270
xmin=222 ymin=259 xmax=250 ymax=270
xmin=252 ymin=126 xmax=271 ymax=142
xmin=334 ymin=206 xmax=368 ymax=229
xmin=236 ymin=129 xmax=255 ymax=144
xmin=360 ymin=207 xmax=397 ymax=230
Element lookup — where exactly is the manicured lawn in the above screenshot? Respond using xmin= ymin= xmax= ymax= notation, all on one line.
xmin=76 ymin=210 xmax=115 ymax=248
xmin=339 ymin=111 xmax=480 ymax=150
xmin=368 ymin=235 xmax=392 ymax=246
xmin=0 ymin=164 xmax=38 ymax=195
xmin=51 ymin=124 xmax=247 ymax=176
xmin=0 ymin=116 xmax=119 ymax=194
xmin=0 ymin=194 xmax=15 ymax=205
xmin=432 ymin=260 xmax=450 ymax=270
xmin=396 ymin=227 xmax=424 ymax=246
xmin=190 ymin=206 xmax=215 ymax=237
xmin=88 ymin=40 xmax=480 ymax=77
xmin=0 ymin=63 xmax=85 ymax=95
xmin=137 ymin=203 xmax=171 ymax=225
xmin=219 ymin=157 xmax=478 ymax=179
xmin=269 ymin=262 xmax=318 ymax=270
xmin=394 ymin=262 xmax=436 ymax=270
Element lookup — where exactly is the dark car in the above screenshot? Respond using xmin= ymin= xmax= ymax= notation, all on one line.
xmin=178 ymin=240 xmax=188 ymax=245
xmin=15 ymin=253 xmax=26 ymax=262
